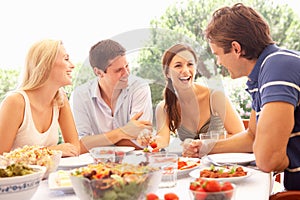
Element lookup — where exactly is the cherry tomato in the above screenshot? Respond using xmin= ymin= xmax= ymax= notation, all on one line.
xmin=150 ymin=141 xmax=158 ymax=148
xmin=194 ymin=187 xmax=207 ymax=200
xmin=164 ymin=192 xmax=179 ymax=200
xmin=146 ymin=193 xmax=159 ymax=200
xmin=205 ymin=180 xmax=222 ymax=192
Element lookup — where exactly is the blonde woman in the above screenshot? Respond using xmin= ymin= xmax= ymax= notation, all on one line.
xmin=0 ymin=39 xmax=80 ymax=156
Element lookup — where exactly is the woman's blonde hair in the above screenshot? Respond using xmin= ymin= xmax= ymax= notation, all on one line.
xmin=19 ymin=39 xmax=64 ymax=106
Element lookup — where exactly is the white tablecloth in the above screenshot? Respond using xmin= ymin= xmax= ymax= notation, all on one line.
xmin=32 ymin=166 xmax=272 ymax=200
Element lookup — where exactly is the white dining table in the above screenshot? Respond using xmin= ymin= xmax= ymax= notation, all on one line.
xmin=32 ymin=164 xmax=272 ymax=200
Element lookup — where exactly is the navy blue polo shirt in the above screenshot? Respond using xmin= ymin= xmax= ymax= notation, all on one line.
xmin=246 ymin=44 xmax=300 ymax=190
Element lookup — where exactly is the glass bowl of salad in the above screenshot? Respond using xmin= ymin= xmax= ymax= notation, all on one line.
xmin=70 ymin=162 xmax=162 ymax=200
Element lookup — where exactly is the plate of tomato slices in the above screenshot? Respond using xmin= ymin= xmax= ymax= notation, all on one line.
xmin=177 ymin=157 xmax=201 ymax=177
xmin=189 ymin=165 xmax=251 ymax=182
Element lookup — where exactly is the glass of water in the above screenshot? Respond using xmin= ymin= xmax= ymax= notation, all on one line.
xmin=149 ymin=153 xmax=178 ymax=188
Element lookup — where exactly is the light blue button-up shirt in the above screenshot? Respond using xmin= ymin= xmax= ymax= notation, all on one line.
xmin=70 ymin=75 xmax=153 ymax=140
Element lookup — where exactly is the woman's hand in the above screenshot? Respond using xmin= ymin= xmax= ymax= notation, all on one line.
xmin=50 ymin=143 xmax=80 ymax=157
xmin=182 ymin=138 xmax=217 ymax=158
xmin=182 ymin=139 xmax=201 ymax=158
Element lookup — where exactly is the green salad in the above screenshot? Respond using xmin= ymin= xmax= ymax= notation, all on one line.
xmin=0 ymin=163 xmax=35 ymax=177
xmin=71 ymin=162 xmax=160 ymax=200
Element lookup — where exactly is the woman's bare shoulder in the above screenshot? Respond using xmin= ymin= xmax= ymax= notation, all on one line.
xmin=194 ymin=83 xmax=210 ymax=97
xmin=155 ymin=100 xmax=165 ymax=111
xmin=194 ymin=82 xmax=209 ymax=90
xmin=2 ymin=92 xmax=25 ymax=108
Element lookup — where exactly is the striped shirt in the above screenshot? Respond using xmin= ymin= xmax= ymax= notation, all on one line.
xmin=246 ymin=44 xmax=300 ymax=190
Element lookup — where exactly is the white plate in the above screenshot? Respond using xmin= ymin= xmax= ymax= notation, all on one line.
xmin=204 ymin=153 xmax=255 ymax=165
xmin=177 ymin=157 xmax=201 ymax=177
xmin=58 ymin=153 xmax=94 ymax=168
xmin=48 ymin=171 xmax=73 ymax=193
xmin=189 ymin=167 xmax=251 ymax=183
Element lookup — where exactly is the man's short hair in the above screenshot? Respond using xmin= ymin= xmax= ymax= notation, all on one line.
xmin=89 ymin=39 xmax=126 ymax=71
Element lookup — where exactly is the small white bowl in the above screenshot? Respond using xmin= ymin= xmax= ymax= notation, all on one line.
xmin=0 ymin=165 xmax=46 ymax=200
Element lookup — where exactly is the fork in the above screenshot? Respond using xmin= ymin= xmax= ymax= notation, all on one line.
xmin=203 ymin=155 xmax=236 ymax=167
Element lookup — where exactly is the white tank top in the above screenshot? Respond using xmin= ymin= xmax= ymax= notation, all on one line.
xmin=11 ymin=90 xmax=60 ymax=150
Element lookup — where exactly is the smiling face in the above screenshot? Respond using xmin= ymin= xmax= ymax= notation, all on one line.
xmin=209 ymin=42 xmax=248 ymax=79
xmin=101 ymin=55 xmax=130 ymax=90
xmin=167 ymin=50 xmax=196 ymax=90
xmin=49 ymin=45 xmax=75 ymax=87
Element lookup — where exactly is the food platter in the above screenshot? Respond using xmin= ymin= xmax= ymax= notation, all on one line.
xmin=177 ymin=157 xmax=201 ymax=177
xmin=189 ymin=166 xmax=251 ymax=183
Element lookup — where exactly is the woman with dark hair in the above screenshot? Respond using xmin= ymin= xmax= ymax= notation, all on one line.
xmin=145 ymin=43 xmax=244 ymax=149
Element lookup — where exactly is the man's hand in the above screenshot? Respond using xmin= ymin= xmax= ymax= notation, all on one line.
xmin=120 ymin=112 xmax=152 ymax=138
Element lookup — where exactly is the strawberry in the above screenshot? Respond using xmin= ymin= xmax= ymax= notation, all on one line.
xmin=221 ymin=182 xmax=234 ymax=199
xmin=189 ymin=181 xmax=200 ymax=191
xmin=194 ymin=187 xmax=207 ymax=200
xmin=146 ymin=193 xmax=159 ymax=200
xmin=221 ymin=182 xmax=233 ymax=191
xmin=150 ymin=141 xmax=158 ymax=148
xmin=164 ymin=192 xmax=179 ymax=200
xmin=204 ymin=180 xmax=222 ymax=192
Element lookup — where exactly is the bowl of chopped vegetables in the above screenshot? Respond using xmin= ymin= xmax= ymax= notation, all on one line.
xmin=70 ymin=162 xmax=162 ymax=200
xmin=189 ymin=178 xmax=236 ymax=200
xmin=0 ymin=163 xmax=46 ymax=200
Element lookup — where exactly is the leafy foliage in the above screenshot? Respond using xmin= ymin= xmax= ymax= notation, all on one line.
xmin=224 ymin=77 xmax=252 ymax=119
xmin=1 ymin=0 xmax=299 ymax=120
xmin=134 ymin=0 xmax=300 ymax=114
xmin=0 ymin=69 xmax=20 ymax=102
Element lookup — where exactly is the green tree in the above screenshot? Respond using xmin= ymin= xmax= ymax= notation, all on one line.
xmin=134 ymin=0 xmax=300 ymax=107
xmin=0 ymin=69 xmax=20 ymax=102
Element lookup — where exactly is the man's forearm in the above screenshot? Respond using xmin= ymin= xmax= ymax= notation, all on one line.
xmin=115 ymin=139 xmax=143 ymax=150
xmin=211 ymin=130 xmax=254 ymax=154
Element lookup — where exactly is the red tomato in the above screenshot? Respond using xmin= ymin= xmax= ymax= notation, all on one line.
xmin=205 ymin=180 xmax=222 ymax=192
xmin=146 ymin=193 xmax=159 ymax=200
xmin=194 ymin=187 xmax=207 ymax=200
xmin=164 ymin=192 xmax=179 ymax=200
xmin=178 ymin=161 xmax=187 ymax=170
xmin=221 ymin=182 xmax=234 ymax=199
xmin=189 ymin=182 xmax=199 ymax=191
xmin=221 ymin=182 xmax=234 ymax=191
xmin=195 ymin=178 xmax=206 ymax=185
xmin=150 ymin=141 xmax=158 ymax=148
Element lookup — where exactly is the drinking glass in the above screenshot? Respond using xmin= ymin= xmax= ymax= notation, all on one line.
xmin=149 ymin=153 xmax=178 ymax=188
xmin=89 ymin=147 xmax=115 ymax=163
xmin=200 ymin=132 xmax=220 ymax=141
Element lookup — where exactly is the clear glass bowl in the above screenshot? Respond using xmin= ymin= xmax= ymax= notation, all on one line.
xmin=189 ymin=183 xmax=236 ymax=200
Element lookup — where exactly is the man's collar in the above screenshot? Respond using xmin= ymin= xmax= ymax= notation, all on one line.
xmin=248 ymin=44 xmax=280 ymax=83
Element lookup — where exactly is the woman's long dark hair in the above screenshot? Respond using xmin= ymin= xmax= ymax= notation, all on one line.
xmin=162 ymin=43 xmax=197 ymax=132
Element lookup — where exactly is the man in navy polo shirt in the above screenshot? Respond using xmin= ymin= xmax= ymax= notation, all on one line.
xmin=183 ymin=3 xmax=300 ymax=190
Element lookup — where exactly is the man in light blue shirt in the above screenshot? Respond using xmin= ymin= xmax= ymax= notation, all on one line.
xmin=70 ymin=39 xmax=153 ymax=153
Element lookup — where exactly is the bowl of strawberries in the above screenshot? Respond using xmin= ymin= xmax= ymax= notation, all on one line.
xmin=189 ymin=178 xmax=236 ymax=200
